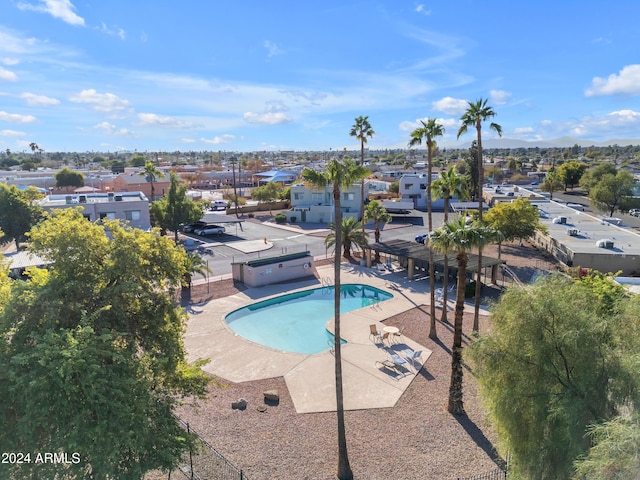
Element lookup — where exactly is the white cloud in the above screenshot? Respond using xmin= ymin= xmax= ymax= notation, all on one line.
xmin=0 ymin=67 xmax=18 ymax=81
xmin=69 ymin=89 xmax=130 ymax=112
xmin=415 ymin=4 xmax=432 ymax=15
xmin=399 ymin=117 xmax=459 ymax=133
xmin=2 ymin=58 xmax=20 ymax=65
xmin=96 ymin=22 xmax=126 ymax=40
xmin=94 ymin=121 xmax=133 ymax=136
xmin=0 ymin=129 xmax=26 ymax=136
xmin=137 ymin=113 xmax=192 ymax=128
xmin=514 ymin=127 xmax=534 ymax=134
xmin=243 ymin=111 xmax=292 ymax=125
xmin=431 ymin=96 xmax=468 ymax=115
xmin=16 ymin=0 xmax=85 ymax=26
xmin=541 ymin=119 xmax=552 ymax=126
xmin=200 ymin=134 xmax=235 ymax=145
xmin=264 ymin=40 xmax=284 ymax=59
xmin=19 ymin=92 xmax=60 ymax=106
xmin=181 ymin=138 xmax=196 ymax=143
xmin=0 ymin=111 xmax=37 ymax=123
xmin=490 ymin=89 xmax=511 ymax=105
xmin=585 ymin=64 xmax=640 ymax=96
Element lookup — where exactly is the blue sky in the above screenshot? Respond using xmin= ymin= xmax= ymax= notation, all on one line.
xmin=1 ymin=1 xmax=640 ymax=153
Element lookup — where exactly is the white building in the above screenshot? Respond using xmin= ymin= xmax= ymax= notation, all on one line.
xmin=398 ymin=173 xmax=447 ymax=210
xmin=39 ymin=192 xmax=151 ymax=230
xmin=287 ymin=182 xmax=367 ymax=224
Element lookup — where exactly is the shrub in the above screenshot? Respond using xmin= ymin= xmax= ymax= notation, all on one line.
xmin=290 ymin=216 xmax=296 ymax=223
xmin=275 ymin=213 xmax=287 ymax=224
xmin=465 ymin=280 xmax=477 ymax=298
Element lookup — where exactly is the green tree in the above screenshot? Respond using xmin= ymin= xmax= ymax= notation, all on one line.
xmin=388 ymin=180 xmax=399 ymax=194
xmin=457 ymin=98 xmax=502 ymax=332
xmin=251 ymin=181 xmax=281 ymax=214
xmin=557 ymin=161 xmax=587 ymax=190
xmin=150 ymin=172 xmax=204 ymax=243
xmin=350 ymin=115 xmax=375 ymax=234
xmin=0 ymin=209 xmax=210 ymax=479
xmin=325 ymin=216 xmax=369 ymax=258
xmin=467 ymin=273 xmax=633 ymax=480
xmin=579 ymin=163 xmax=617 ymax=192
xmin=431 ymin=167 xmax=468 ymax=322
xmin=484 ymin=197 xmax=548 ymax=257
xmin=144 ymin=161 xmax=165 ymax=200
xmin=409 ymin=118 xmax=445 ymax=339
xmin=129 ymin=154 xmax=147 ymax=167
xmin=302 ymin=158 xmax=368 ymax=480
xmin=363 ymin=200 xmax=392 ymax=263
xmin=589 ymin=170 xmax=636 ymax=216
xmin=429 ymin=216 xmax=501 ymax=415
xmin=0 ymin=184 xmax=44 ymax=250
xmin=55 ymin=166 xmax=85 ymax=189
xmin=542 ymin=170 xmax=563 ymax=200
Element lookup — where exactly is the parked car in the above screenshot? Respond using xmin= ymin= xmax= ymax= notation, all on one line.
xmin=629 ymin=209 xmax=640 ymax=217
xmin=415 ymin=233 xmax=431 ymax=244
xmin=183 ymin=221 xmax=207 ymax=233
xmin=210 ymin=200 xmax=228 ymax=211
xmin=194 ymin=225 xmax=226 ymax=236
xmin=566 ymin=203 xmax=585 ymax=211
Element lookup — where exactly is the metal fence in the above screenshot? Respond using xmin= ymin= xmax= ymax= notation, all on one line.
xmin=170 ymin=417 xmax=249 ymax=480
xmin=456 ymin=467 xmax=507 ymax=480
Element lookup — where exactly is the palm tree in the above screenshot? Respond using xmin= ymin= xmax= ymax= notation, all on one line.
xmin=409 ymin=118 xmax=445 ymax=339
xmin=363 ymin=200 xmax=392 ymax=263
xmin=181 ymin=251 xmax=212 ymax=304
xmin=457 ymin=99 xmax=502 ymax=333
xmin=326 ymin=216 xmax=369 ymax=259
xmin=143 ymin=161 xmax=164 ymax=201
xmin=429 ymin=216 xmax=502 ymax=415
xmin=431 ymin=167 xmax=468 ymax=323
xmin=302 ymin=158 xmax=368 ymax=480
xmin=349 ymin=116 xmax=374 ymax=235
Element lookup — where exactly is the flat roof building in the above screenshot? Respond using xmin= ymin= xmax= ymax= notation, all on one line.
xmin=39 ymin=192 xmax=151 ymax=230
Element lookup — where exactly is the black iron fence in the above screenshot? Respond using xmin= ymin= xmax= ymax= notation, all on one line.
xmin=170 ymin=416 xmax=249 ymax=480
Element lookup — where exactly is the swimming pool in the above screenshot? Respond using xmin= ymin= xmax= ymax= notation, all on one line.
xmin=225 ymin=284 xmax=394 ymax=354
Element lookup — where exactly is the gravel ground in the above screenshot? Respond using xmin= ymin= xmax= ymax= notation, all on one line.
xmin=174 ymin=240 xmax=560 ymax=480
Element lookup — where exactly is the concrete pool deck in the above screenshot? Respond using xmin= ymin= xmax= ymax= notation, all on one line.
xmin=184 ymin=262 xmax=489 ymax=413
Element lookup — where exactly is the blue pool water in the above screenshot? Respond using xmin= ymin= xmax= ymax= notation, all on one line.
xmin=225 ymin=284 xmax=394 ymax=354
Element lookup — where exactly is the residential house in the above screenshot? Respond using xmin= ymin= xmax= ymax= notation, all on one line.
xmin=112 ymin=173 xmax=171 ymax=200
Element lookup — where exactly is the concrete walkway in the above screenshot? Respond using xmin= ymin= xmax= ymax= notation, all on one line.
xmin=184 ymin=262 xmax=490 ymax=413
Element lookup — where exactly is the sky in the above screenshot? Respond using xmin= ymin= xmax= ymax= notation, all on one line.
xmin=1 ymin=1 xmax=640 ymax=154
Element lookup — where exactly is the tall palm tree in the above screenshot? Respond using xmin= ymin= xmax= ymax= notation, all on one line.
xmin=143 ymin=161 xmax=164 ymax=201
xmin=409 ymin=118 xmax=445 ymax=339
xmin=429 ymin=216 xmax=502 ymax=415
xmin=326 ymin=216 xmax=369 ymax=259
xmin=457 ymin=99 xmax=502 ymax=333
xmin=349 ymin=116 xmax=374 ymax=235
xmin=302 ymin=158 xmax=368 ymax=480
xmin=431 ymin=167 xmax=468 ymax=323
xmin=363 ymin=200 xmax=392 ymax=263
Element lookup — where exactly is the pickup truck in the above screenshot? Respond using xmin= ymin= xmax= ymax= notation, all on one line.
xmin=382 ymin=200 xmax=414 ymax=214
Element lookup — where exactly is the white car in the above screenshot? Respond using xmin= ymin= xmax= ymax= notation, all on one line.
xmin=210 ymin=200 xmax=228 ymax=210
xmin=194 ymin=225 xmax=226 ymax=236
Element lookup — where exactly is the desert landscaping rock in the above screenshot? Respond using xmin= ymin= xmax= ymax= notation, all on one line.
xmin=231 ymin=398 xmax=247 ymax=410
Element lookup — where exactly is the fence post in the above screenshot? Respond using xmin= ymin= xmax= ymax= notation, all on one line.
xmin=187 ymin=422 xmax=194 ymax=480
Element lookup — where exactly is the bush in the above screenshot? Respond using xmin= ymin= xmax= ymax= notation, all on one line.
xmin=290 ymin=216 xmax=296 ymax=223
xmin=275 ymin=213 xmax=287 ymax=224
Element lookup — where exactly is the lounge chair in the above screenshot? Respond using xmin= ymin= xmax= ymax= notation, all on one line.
xmin=369 ymin=324 xmax=382 ymax=343
xmin=389 ymin=353 xmax=408 ymax=370
xmin=375 ymin=356 xmax=407 ymax=379
xmin=402 ymin=349 xmax=423 ymax=372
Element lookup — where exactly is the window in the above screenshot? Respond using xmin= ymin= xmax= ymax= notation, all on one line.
xmin=125 ymin=210 xmax=141 ymax=221
xmin=100 ymin=212 xmax=116 ymax=220
xmin=343 ymin=192 xmax=355 ymax=201
xmin=293 ymin=192 xmax=304 ymax=200
xmin=311 ymin=192 xmax=323 ymax=202
xmin=420 ymin=184 xmax=426 ymax=190
xmin=404 ymin=183 xmax=414 ymax=190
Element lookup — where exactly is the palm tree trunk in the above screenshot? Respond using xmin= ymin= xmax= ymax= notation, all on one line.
xmin=333 ymin=185 xmax=353 ymax=480
xmin=441 ymin=197 xmax=450 ymax=323
xmin=474 ymin=126 xmax=483 ymax=333
xmin=427 ymin=141 xmax=437 ymax=339
xmin=448 ymin=254 xmax=467 ymax=415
